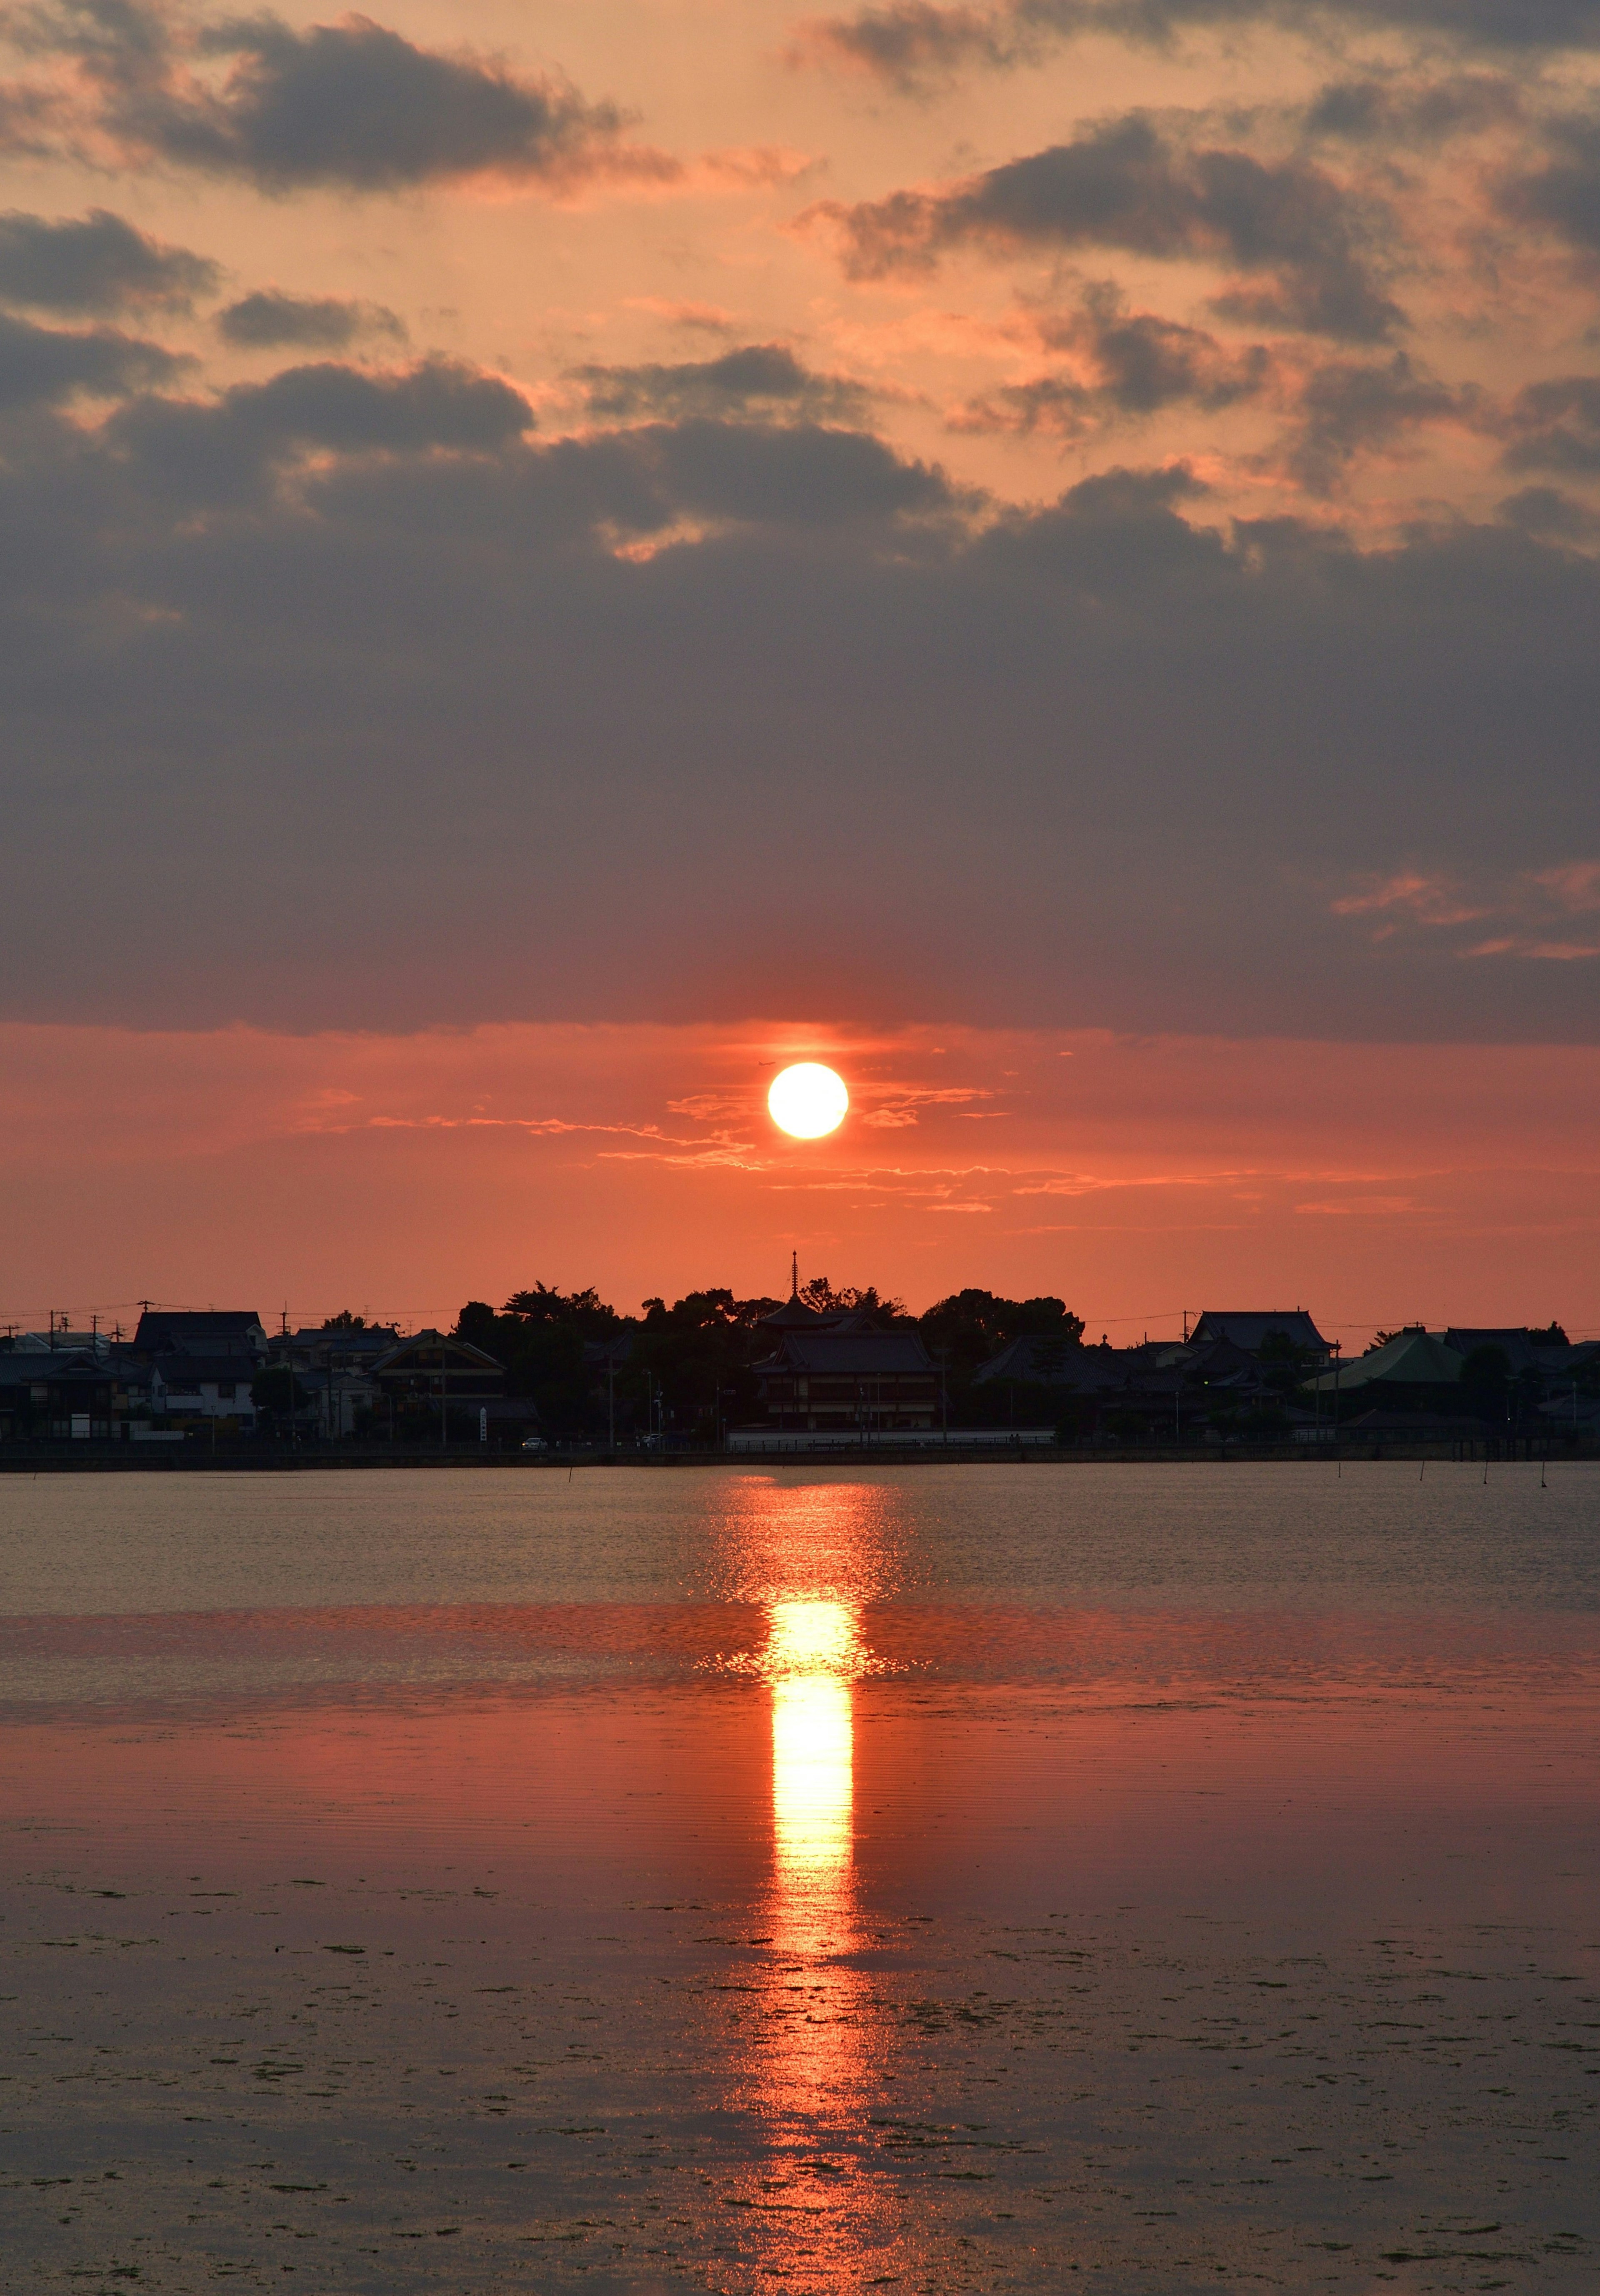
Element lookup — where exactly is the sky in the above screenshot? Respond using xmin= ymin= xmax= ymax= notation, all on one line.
xmin=0 ymin=0 xmax=1597 ymax=1335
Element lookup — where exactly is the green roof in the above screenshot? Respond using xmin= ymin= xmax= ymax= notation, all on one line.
xmin=1308 ymin=1331 xmax=1464 ymax=1392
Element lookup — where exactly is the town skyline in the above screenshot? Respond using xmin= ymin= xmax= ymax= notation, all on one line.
xmin=0 ymin=0 xmax=1597 ymax=1304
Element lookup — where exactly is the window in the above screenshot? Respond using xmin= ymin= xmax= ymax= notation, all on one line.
xmin=218 ymin=1382 xmax=236 ymax=1401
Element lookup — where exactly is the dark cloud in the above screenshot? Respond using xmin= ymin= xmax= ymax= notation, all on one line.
xmin=953 ymin=288 xmax=1270 ymax=436
xmin=216 ymin=288 xmax=406 ymax=350
xmin=570 ymin=343 xmax=874 ymax=426
xmin=796 ymin=0 xmax=1600 ymax=90
xmin=818 ymin=114 xmax=1402 ymax=340
xmin=103 ymin=353 xmax=535 ymax=505
xmin=1499 ymin=117 xmax=1600 ymax=257
xmin=0 ymin=205 xmax=218 ymax=311
xmin=629 ymin=416 xmax=951 ymax=525
xmin=1300 ymin=73 xmax=1521 ymax=146
xmin=0 ymin=381 xmax=1595 ymax=1045
xmin=1274 ymin=350 xmax=1465 ymax=492
xmin=2 ymin=0 xmax=625 ymax=190
xmin=1496 ymin=483 xmax=1600 ymax=537
xmin=1050 ymin=287 xmax=1272 ymax=410
xmin=1499 ymin=374 xmax=1600 ymax=473
xmin=0 ymin=303 xmax=186 ymax=405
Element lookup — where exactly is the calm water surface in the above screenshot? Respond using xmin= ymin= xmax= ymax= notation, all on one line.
xmin=2 ymin=1463 xmax=1597 ymax=2293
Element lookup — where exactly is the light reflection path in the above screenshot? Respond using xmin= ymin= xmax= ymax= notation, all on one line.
xmin=770 ymin=1600 xmax=858 ymax=1959
xmin=762 ymin=1597 xmax=869 ymax=2116
xmin=709 ymin=1479 xmax=918 ymax=2283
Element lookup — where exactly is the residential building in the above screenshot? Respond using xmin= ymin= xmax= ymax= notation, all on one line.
xmin=6 ymin=1326 xmax=118 ymax=1360
xmin=0 ymin=1349 xmax=115 ymax=1438
xmin=134 ymin=1309 xmax=268 ymax=1362
xmin=148 ymin=1354 xmax=259 ymax=1429
xmin=370 ymin=1330 xmax=533 ymax=1441
xmin=270 ymin=1323 xmax=402 ymax=1374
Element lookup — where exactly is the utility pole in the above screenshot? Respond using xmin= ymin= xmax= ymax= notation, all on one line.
xmin=608 ymin=1351 xmax=615 ymax=1452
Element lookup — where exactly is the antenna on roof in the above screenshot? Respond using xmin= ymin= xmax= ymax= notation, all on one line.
xmin=791 ymin=1249 xmax=799 ymax=1299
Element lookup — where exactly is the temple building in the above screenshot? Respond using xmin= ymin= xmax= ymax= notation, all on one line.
xmin=749 ymin=1294 xmax=938 ymax=1437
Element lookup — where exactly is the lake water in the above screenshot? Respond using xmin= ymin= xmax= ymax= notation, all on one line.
xmin=2 ymin=1462 xmax=1597 ymax=2292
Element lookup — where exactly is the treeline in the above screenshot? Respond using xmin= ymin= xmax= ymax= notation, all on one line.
xmin=452 ymin=1281 xmax=1084 ymax=1442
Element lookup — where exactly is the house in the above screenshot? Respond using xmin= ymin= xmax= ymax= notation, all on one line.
xmin=270 ymin=1323 xmax=402 ymax=1374
xmin=148 ymin=1354 xmax=258 ymax=1429
xmin=134 ymin=1309 xmax=268 ymax=1362
xmin=973 ymin=1332 xmax=1284 ymax=1441
xmin=7 ymin=1327 xmax=117 ymax=1360
xmin=267 ymin=1324 xmax=401 ymax=1437
xmin=1187 ymin=1310 xmax=1332 ymax=1363
xmin=1442 ymin=1328 xmax=1589 ymax=1377
xmin=750 ymin=1298 xmax=937 ymax=1435
xmin=974 ymin=1334 xmax=1102 ymax=1392
xmin=370 ymin=1331 xmax=532 ymax=1441
xmin=0 ymin=1349 xmax=115 ymax=1438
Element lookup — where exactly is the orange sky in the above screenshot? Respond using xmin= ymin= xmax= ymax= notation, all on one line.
xmin=5 ymin=1019 xmax=1597 ymax=1338
xmin=0 ymin=1 xmax=1597 ymax=1320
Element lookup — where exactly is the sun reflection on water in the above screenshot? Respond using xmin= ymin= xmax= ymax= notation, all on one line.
xmin=770 ymin=1604 xmax=857 ymax=1911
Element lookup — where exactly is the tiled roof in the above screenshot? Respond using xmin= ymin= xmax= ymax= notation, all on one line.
xmin=767 ymin=1330 xmax=933 ymax=1376
xmin=1190 ymin=1311 xmax=1330 ymax=1355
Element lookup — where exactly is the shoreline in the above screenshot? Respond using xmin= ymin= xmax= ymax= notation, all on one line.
xmin=0 ymin=1438 xmax=1587 ymax=1472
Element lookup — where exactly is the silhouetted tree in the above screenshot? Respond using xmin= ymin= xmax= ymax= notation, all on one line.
xmin=917 ymin=1289 xmax=1085 ymax=1425
xmin=796 ymin=1277 xmax=906 ymax=1320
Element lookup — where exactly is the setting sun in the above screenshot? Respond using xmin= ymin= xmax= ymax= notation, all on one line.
xmin=768 ymin=1062 xmax=848 ymax=1140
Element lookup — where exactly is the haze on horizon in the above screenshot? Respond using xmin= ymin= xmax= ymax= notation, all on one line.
xmin=0 ymin=0 xmax=1596 ymax=1327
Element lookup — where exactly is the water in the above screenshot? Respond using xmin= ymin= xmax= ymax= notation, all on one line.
xmin=2 ymin=1463 xmax=1597 ymax=2292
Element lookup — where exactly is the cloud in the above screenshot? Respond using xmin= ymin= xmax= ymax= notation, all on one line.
xmin=0 ymin=205 xmax=218 ymax=310
xmin=1330 ymin=870 xmax=1488 ymax=926
xmin=569 ymin=343 xmax=875 ymax=426
xmin=795 ymin=0 xmax=1600 ymax=92
xmin=1276 ymin=349 xmax=1468 ymax=492
xmin=1499 ymin=374 xmax=1600 ymax=473
xmin=952 ymin=284 xmax=1271 ymax=436
xmin=1495 ymin=484 xmax=1600 ymax=538
xmin=1300 ymin=72 xmax=1522 ymax=147
xmin=1330 ymin=862 xmax=1600 ymax=962
xmin=215 ymin=288 xmax=406 ymax=350
xmin=1498 ymin=114 xmax=1600 ymax=255
xmin=101 ymin=352 xmax=534 ymax=504
xmin=0 ymin=0 xmax=628 ymax=190
xmin=0 ymin=303 xmax=186 ymax=404
xmin=813 ymin=114 xmax=1402 ymax=340
xmin=1530 ymin=860 xmax=1600 ymax=911
xmin=0 ymin=377 xmax=1598 ymax=1047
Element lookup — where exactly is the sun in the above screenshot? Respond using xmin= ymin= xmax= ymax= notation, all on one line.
xmin=768 ymin=1062 xmax=848 ymax=1140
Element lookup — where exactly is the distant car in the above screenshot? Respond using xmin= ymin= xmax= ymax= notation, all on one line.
xmin=520 ymin=1435 xmax=548 ymax=1453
